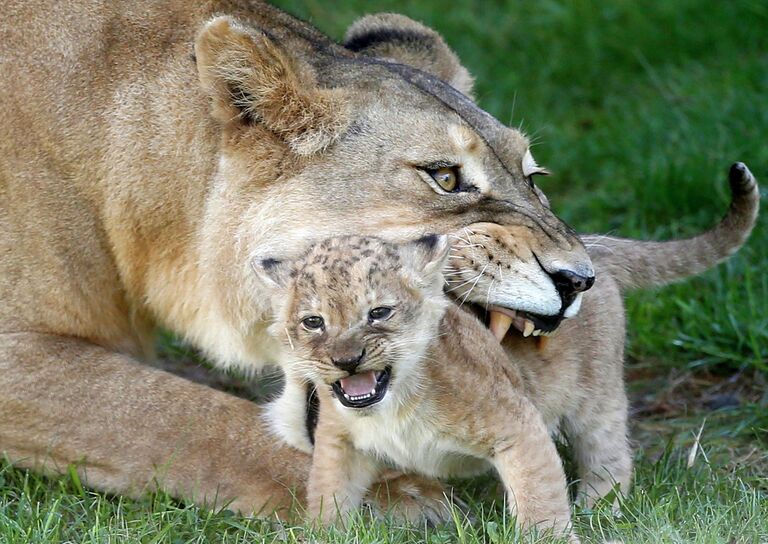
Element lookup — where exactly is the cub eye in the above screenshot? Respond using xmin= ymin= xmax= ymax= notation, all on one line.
xmin=428 ymin=166 xmax=459 ymax=192
xmin=301 ymin=316 xmax=325 ymax=331
xmin=368 ymin=307 xmax=394 ymax=322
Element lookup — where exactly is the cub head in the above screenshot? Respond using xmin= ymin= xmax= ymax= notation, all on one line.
xmin=255 ymin=235 xmax=450 ymax=411
xmin=193 ymin=12 xmax=594 ymax=367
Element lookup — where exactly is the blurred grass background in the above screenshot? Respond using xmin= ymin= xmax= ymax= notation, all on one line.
xmin=1 ymin=1 xmax=766 ymax=542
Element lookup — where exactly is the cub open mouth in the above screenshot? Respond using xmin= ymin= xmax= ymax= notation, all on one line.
xmin=332 ymin=367 xmax=392 ymax=409
xmin=485 ymin=305 xmax=564 ymax=341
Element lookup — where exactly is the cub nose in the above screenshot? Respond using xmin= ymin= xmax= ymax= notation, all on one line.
xmin=332 ymin=348 xmax=366 ymax=373
xmin=550 ymin=269 xmax=595 ymax=299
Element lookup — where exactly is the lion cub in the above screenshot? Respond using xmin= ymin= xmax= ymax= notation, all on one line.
xmin=257 ymin=235 xmax=581 ymax=539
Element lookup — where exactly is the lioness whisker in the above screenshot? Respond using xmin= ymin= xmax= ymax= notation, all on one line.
xmin=444 ymin=273 xmax=483 ymax=293
xmin=485 ymin=277 xmax=495 ymax=312
xmin=459 ymin=262 xmax=488 ymax=306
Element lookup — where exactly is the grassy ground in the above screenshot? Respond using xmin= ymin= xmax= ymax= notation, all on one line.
xmin=2 ymin=1 xmax=766 ymax=542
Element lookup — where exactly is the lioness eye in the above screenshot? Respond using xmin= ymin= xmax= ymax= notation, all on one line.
xmin=428 ymin=167 xmax=459 ymax=192
xmin=368 ymin=307 xmax=393 ymax=322
xmin=301 ymin=316 xmax=325 ymax=331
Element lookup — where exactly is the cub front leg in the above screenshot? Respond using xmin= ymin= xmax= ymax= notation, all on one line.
xmin=491 ymin=398 xmax=577 ymax=542
xmin=307 ymin=398 xmax=380 ymax=525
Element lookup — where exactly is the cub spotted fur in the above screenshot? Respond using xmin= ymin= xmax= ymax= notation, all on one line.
xmin=258 ymin=234 xmax=578 ymax=538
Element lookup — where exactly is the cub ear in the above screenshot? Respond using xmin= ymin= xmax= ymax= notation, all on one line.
xmin=251 ymin=257 xmax=294 ymax=289
xmin=399 ymin=234 xmax=451 ymax=287
xmin=344 ymin=13 xmax=474 ymax=98
xmin=195 ymin=16 xmax=350 ymax=155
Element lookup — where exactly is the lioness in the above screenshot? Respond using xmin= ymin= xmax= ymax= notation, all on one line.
xmin=1 ymin=1 xmax=596 ymax=517
xmin=0 ymin=0 xmax=759 ymax=521
xmin=260 ymin=165 xmax=759 ymax=533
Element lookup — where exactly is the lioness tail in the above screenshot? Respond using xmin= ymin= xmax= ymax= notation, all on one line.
xmin=582 ymin=162 xmax=760 ymax=291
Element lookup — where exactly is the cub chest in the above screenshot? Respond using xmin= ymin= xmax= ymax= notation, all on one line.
xmin=345 ymin=410 xmax=490 ymax=478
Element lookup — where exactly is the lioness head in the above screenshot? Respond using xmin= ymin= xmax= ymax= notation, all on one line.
xmin=192 ymin=13 xmax=592 ymax=364
xmin=257 ymin=235 xmax=450 ymax=411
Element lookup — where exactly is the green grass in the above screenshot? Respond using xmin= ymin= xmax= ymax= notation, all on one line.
xmin=2 ymin=415 xmax=766 ymax=543
xmin=2 ymin=1 xmax=766 ymax=542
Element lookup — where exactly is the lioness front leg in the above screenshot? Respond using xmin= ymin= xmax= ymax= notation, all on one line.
xmin=491 ymin=399 xmax=576 ymax=542
xmin=0 ymin=332 xmax=310 ymax=517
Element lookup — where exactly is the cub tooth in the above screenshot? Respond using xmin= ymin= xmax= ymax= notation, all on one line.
xmin=489 ymin=311 xmax=514 ymax=342
xmin=523 ymin=320 xmax=535 ymax=337
xmin=532 ymin=329 xmax=541 ymax=337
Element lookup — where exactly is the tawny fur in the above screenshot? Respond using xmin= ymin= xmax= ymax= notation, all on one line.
xmin=0 ymin=0 xmax=759 ymax=524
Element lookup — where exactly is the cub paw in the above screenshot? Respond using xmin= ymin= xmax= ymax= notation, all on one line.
xmin=364 ymin=472 xmax=466 ymax=526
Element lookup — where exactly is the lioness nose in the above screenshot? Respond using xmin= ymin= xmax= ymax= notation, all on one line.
xmin=550 ymin=269 xmax=595 ymax=298
xmin=332 ymin=349 xmax=366 ymax=373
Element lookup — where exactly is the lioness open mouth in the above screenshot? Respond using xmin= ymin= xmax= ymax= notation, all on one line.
xmin=485 ymin=306 xmax=563 ymax=341
xmin=332 ymin=367 xmax=392 ymax=409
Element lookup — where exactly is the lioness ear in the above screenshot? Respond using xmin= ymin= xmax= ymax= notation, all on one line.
xmin=344 ymin=14 xmax=474 ymax=98
xmin=251 ymin=257 xmax=294 ymax=289
xmin=400 ymin=234 xmax=451 ymax=287
xmin=195 ymin=16 xmax=350 ymax=155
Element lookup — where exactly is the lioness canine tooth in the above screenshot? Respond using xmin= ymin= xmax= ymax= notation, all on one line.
xmin=489 ymin=311 xmax=513 ymax=342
